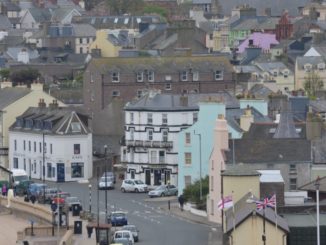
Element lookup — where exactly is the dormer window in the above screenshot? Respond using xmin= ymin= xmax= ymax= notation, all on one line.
xmin=112 ymin=71 xmax=119 ymax=82
xmin=273 ymin=71 xmax=278 ymax=77
xmin=137 ymin=71 xmax=143 ymax=82
xmin=318 ymin=63 xmax=325 ymax=70
xmin=44 ymin=121 xmax=52 ymax=131
xmin=71 ymin=122 xmax=81 ymax=133
xmin=215 ymin=70 xmax=223 ymax=80
xmin=25 ymin=119 xmax=33 ymax=129
xmin=35 ymin=120 xmax=43 ymax=130
xmin=148 ymin=70 xmax=154 ymax=82
xmin=181 ymin=71 xmax=188 ymax=81
xmin=283 ymin=69 xmax=289 ymax=78
xmin=16 ymin=118 xmax=23 ymax=128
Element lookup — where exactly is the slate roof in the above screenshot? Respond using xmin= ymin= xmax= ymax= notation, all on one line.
xmin=256 ymin=62 xmax=293 ymax=75
xmin=28 ymin=8 xmax=52 ymax=23
xmin=51 ymin=7 xmax=80 ymax=22
xmin=225 ymin=138 xmax=311 ymax=164
xmin=249 ymin=84 xmax=274 ymax=99
xmin=273 ymin=102 xmax=300 ymax=138
xmin=0 ymin=14 xmax=12 ymax=30
xmin=6 ymin=47 xmax=39 ymax=61
xmin=72 ymin=24 xmax=96 ymax=37
xmin=10 ymin=107 xmax=90 ymax=135
xmin=232 ymin=17 xmax=278 ymax=31
xmin=310 ymin=100 xmax=326 ymax=112
xmin=222 ymin=165 xmax=260 ymax=176
xmin=0 ymin=87 xmax=31 ymax=110
xmin=237 ymin=33 xmax=279 ymax=53
xmin=296 ymin=56 xmax=325 ymax=69
xmin=72 ymin=15 xmax=162 ymax=30
xmin=125 ymin=91 xmax=239 ymax=111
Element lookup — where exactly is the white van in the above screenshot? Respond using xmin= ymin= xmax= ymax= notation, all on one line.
xmin=113 ymin=230 xmax=134 ymax=245
xmin=11 ymin=169 xmax=29 ymax=186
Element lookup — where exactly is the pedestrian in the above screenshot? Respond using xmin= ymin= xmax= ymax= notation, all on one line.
xmin=178 ymin=194 xmax=185 ymax=211
xmin=30 ymin=195 xmax=36 ymax=204
xmin=2 ymin=184 xmax=7 ymax=196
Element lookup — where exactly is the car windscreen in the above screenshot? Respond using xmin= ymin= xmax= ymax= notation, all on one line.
xmin=155 ymin=186 xmax=165 ymax=190
xmin=134 ymin=180 xmax=144 ymax=185
xmin=14 ymin=175 xmax=29 ymax=182
xmin=112 ymin=213 xmax=125 ymax=218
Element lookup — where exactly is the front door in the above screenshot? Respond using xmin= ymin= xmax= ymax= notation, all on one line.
xmin=164 ymin=170 xmax=171 ymax=185
xmin=145 ymin=169 xmax=151 ymax=185
xmin=154 ymin=170 xmax=161 ymax=186
xmin=57 ymin=163 xmax=65 ymax=182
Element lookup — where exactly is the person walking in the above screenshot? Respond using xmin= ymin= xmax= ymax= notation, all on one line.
xmin=2 ymin=184 xmax=7 ymax=196
xmin=178 ymin=194 xmax=185 ymax=211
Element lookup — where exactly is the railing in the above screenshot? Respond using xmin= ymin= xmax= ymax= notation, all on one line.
xmin=125 ymin=140 xmax=173 ymax=148
xmin=0 ymin=147 xmax=8 ymax=156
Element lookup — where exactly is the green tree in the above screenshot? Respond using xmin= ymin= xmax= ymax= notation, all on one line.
xmin=10 ymin=68 xmax=40 ymax=88
xmin=304 ymin=70 xmax=324 ymax=98
xmin=183 ymin=176 xmax=209 ymax=210
xmin=107 ymin=0 xmax=144 ymax=15
xmin=0 ymin=68 xmax=10 ymax=80
xmin=143 ymin=5 xmax=168 ymax=18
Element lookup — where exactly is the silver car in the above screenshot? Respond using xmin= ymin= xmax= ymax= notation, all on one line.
xmin=123 ymin=225 xmax=139 ymax=242
xmin=98 ymin=177 xmax=114 ymax=190
xmin=148 ymin=185 xmax=178 ymax=198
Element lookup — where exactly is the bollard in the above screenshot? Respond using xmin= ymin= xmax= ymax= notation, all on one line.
xmin=168 ymin=200 xmax=170 ymax=210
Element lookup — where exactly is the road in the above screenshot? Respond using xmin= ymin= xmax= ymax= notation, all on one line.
xmin=54 ymin=179 xmax=222 ymax=245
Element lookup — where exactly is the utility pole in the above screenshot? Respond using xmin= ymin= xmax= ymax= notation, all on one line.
xmin=316 ymin=176 xmax=321 ymax=245
xmin=96 ymin=169 xmax=99 ymax=245
xmin=104 ymin=145 xmax=109 ymax=244
xmin=43 ymin=133 xmax=45 ymax=203
xmin=89 ymin=184 xmax=92 ymax=213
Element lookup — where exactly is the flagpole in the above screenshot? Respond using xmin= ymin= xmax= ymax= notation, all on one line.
xmin=263 ymin=205 xmax=266 ymax=245
xmin=316 ymin=177 xmax=320 ymax=245
xmin=275 ymin=193 xmax=278 ymax=233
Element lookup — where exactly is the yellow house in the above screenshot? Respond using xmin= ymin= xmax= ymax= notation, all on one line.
xmin=222 ymin=166 xmax=260 ymax=204
xmin=89 ymin=30 xmax=122 ymax=57
xmin=0 ymin=81 xmax=66 ymax=168
xmin=224 ymin=201 xmax=289 ymax=245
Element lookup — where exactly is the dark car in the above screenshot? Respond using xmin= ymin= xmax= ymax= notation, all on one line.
xmin=108 ymin=211 xmax=128 ymax=226
xmin=27 ymin=183 xmax=47 ymax=199
xmin=65 ymin=196 xmax=82 ymax=211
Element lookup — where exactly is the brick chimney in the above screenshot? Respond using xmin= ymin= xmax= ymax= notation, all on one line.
xmin=240 ymin=106 xmax=254 ymax=131
xmin=49 ymin=99 xmax=59 ymax=109
xmin=38 ymin=98 xmax=46 ymax=108
xmin=179 ymin=95 xmax=188 ymax=107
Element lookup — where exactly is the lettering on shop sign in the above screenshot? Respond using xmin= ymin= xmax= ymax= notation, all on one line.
xmin=72 ymin=155 xmax=83 ymax=160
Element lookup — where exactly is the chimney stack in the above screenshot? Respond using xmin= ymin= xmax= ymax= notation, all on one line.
xmin=214 ymin=114 xmax=229 ymax=150
xmin=240 ymin=105 xmax=254 ymax=131
xmin=38 ymin=98 xmax=46 ymax=108
xmin=180 ymin=95 xmax=188 ymax=107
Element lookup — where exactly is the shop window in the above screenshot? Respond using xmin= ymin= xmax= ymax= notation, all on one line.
xmin=71 ymin=162 xmax=84 ymax=178
xmin=74 ymin=144 xmax=80 ymax=154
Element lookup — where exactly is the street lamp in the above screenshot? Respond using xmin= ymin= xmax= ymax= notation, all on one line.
xmin=42 ymin=133 xmax=46 ymax=203
xmin=104 ymin=144 xmax=109 ymax=245
xmin=193 ymin=131 xmax=202 ymax=201
xmin=315 ymin=176 xmax=321 ymax=245
xmin=89 ymin=184 xmax=92 ymax=213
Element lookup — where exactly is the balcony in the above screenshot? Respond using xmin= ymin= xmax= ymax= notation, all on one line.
xmin=125 ymin=140 xmax=173 ymax=148
xmin=0 ymin=147 xmax=8 ymax=156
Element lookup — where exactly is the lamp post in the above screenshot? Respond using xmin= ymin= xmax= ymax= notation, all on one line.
xmin=88 ymin=184 xmax=92 ymax=213
xmin=104 ymin=144 xmax=109 ymax=245
xmin=315 ymin=176 xmax=321 ymax=245
xmin=42 ymin=133 xmax=46 ymax=203
xmin=193 ymin=131 xmax=202 ymax=201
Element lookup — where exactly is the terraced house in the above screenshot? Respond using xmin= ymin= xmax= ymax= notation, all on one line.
xmin=83 ymin=56 xmax=234 ymax=135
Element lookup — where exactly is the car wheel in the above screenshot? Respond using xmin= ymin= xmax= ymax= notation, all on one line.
xmin=135 ymin=188 xmax=139 ymax=193
xmin=161 ymin=193 xmax=165 ymax=197
xmin=121 ymin=188 xmax=126 ymax=193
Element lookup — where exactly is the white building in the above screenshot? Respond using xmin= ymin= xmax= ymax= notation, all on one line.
xmin=121 ymin=91 xmax=199 ymax=187
xmin=8 ymin=102 xmax=92 ymax=182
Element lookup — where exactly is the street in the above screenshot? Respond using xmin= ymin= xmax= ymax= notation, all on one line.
xmin=55 ymin=179 xmax=222 ymax=245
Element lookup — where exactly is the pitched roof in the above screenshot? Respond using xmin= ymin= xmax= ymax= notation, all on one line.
xmin=125 ymin=91 xmax=239 ymax=111
xmin=72 ymin=23 xmax=96 ymax=37
xmin=0 ymin=87 xmax=31 ymax=110
xmin=0 ymin=14 xmax=12 ymax=30
xmin=225 ymin=193 xmax=289 ymax=233
xmin=28 ymin=8 xmax=52 ymax=22
xmin=222 ymin=165 xmax=260 ymax=176
xmin=237 ymin=33 xmax=279 ymax=53
xmin=296 ymin=56 xmax=324 ymax=68
xmin=225 ymin=138 xmax=311 ymax=164
xmin=10 ymin=106 xmax=90 ymax=135
xmin=51 ymin=7 xmax=80 ymax=22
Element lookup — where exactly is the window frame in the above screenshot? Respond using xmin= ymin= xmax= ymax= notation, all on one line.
xmin=185 ymin=152 xmax=192 ymax=165
xmin=136 ymin=71 xmax=143 ymax=82
xmin=181 ymin=71 xmax=188 ymax=81
xmin=112 ymin=71 xmax=120 ymax=82
xmin=215 ymin=70 xmax=223 ymax=80
xmin=148 ymin=129 xmax=153 ymax=141
xmin=185 ymin=132 xmax=191 ymax=144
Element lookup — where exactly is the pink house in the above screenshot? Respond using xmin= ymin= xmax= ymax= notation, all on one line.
xmin=237 ymin=32 xmax=279 ymax=53
xmin=207 ymin=115 xmax=229 ymax=224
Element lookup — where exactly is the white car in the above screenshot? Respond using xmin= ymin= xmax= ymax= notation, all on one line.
xmin=112 ymin=230 xmax=134 ymax=245
xmin=98 ymin=177 xmax=114 ymax=190
xmin=121 ymin=179 xmax=148 ymax=193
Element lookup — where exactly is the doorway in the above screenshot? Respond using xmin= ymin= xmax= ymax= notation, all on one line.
xmin=164 ymin=170 xmax=171 ymax=185
xmin=145 ymin=169 xmax=151 ymax=185
xmin=154 ymin=170 xmax=161 ymax=186
xmin=57 ymin=163 xmax=65 ymax=182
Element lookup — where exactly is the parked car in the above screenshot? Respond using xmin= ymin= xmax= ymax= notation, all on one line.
xmin=112 ymin=230 xmax=134 ymax=245
xmin=98 ymin=176 xmax=114 ymax=190
xmin=122 ymin=225 xmax=139 ymax=242
xmin=121 ymin=179 xmax=148 ymax=193
xmin=65 ymin=196 xmax=82 ymax=211
xmin=52 ymin=192 xmax=70 ymax=207
xmin=148 ymin=185 xmax=178 ymax=198
xmin=102 ymin=171 xmax=116 ymax=184
xmin=38 ymin=188 xmax=61 ymax=204
xmin=108 ymin=211 xmax=128 ymax=226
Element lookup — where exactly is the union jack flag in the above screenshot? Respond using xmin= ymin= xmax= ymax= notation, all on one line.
xmin=255 ymin=194 xmax=276 ymax=210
